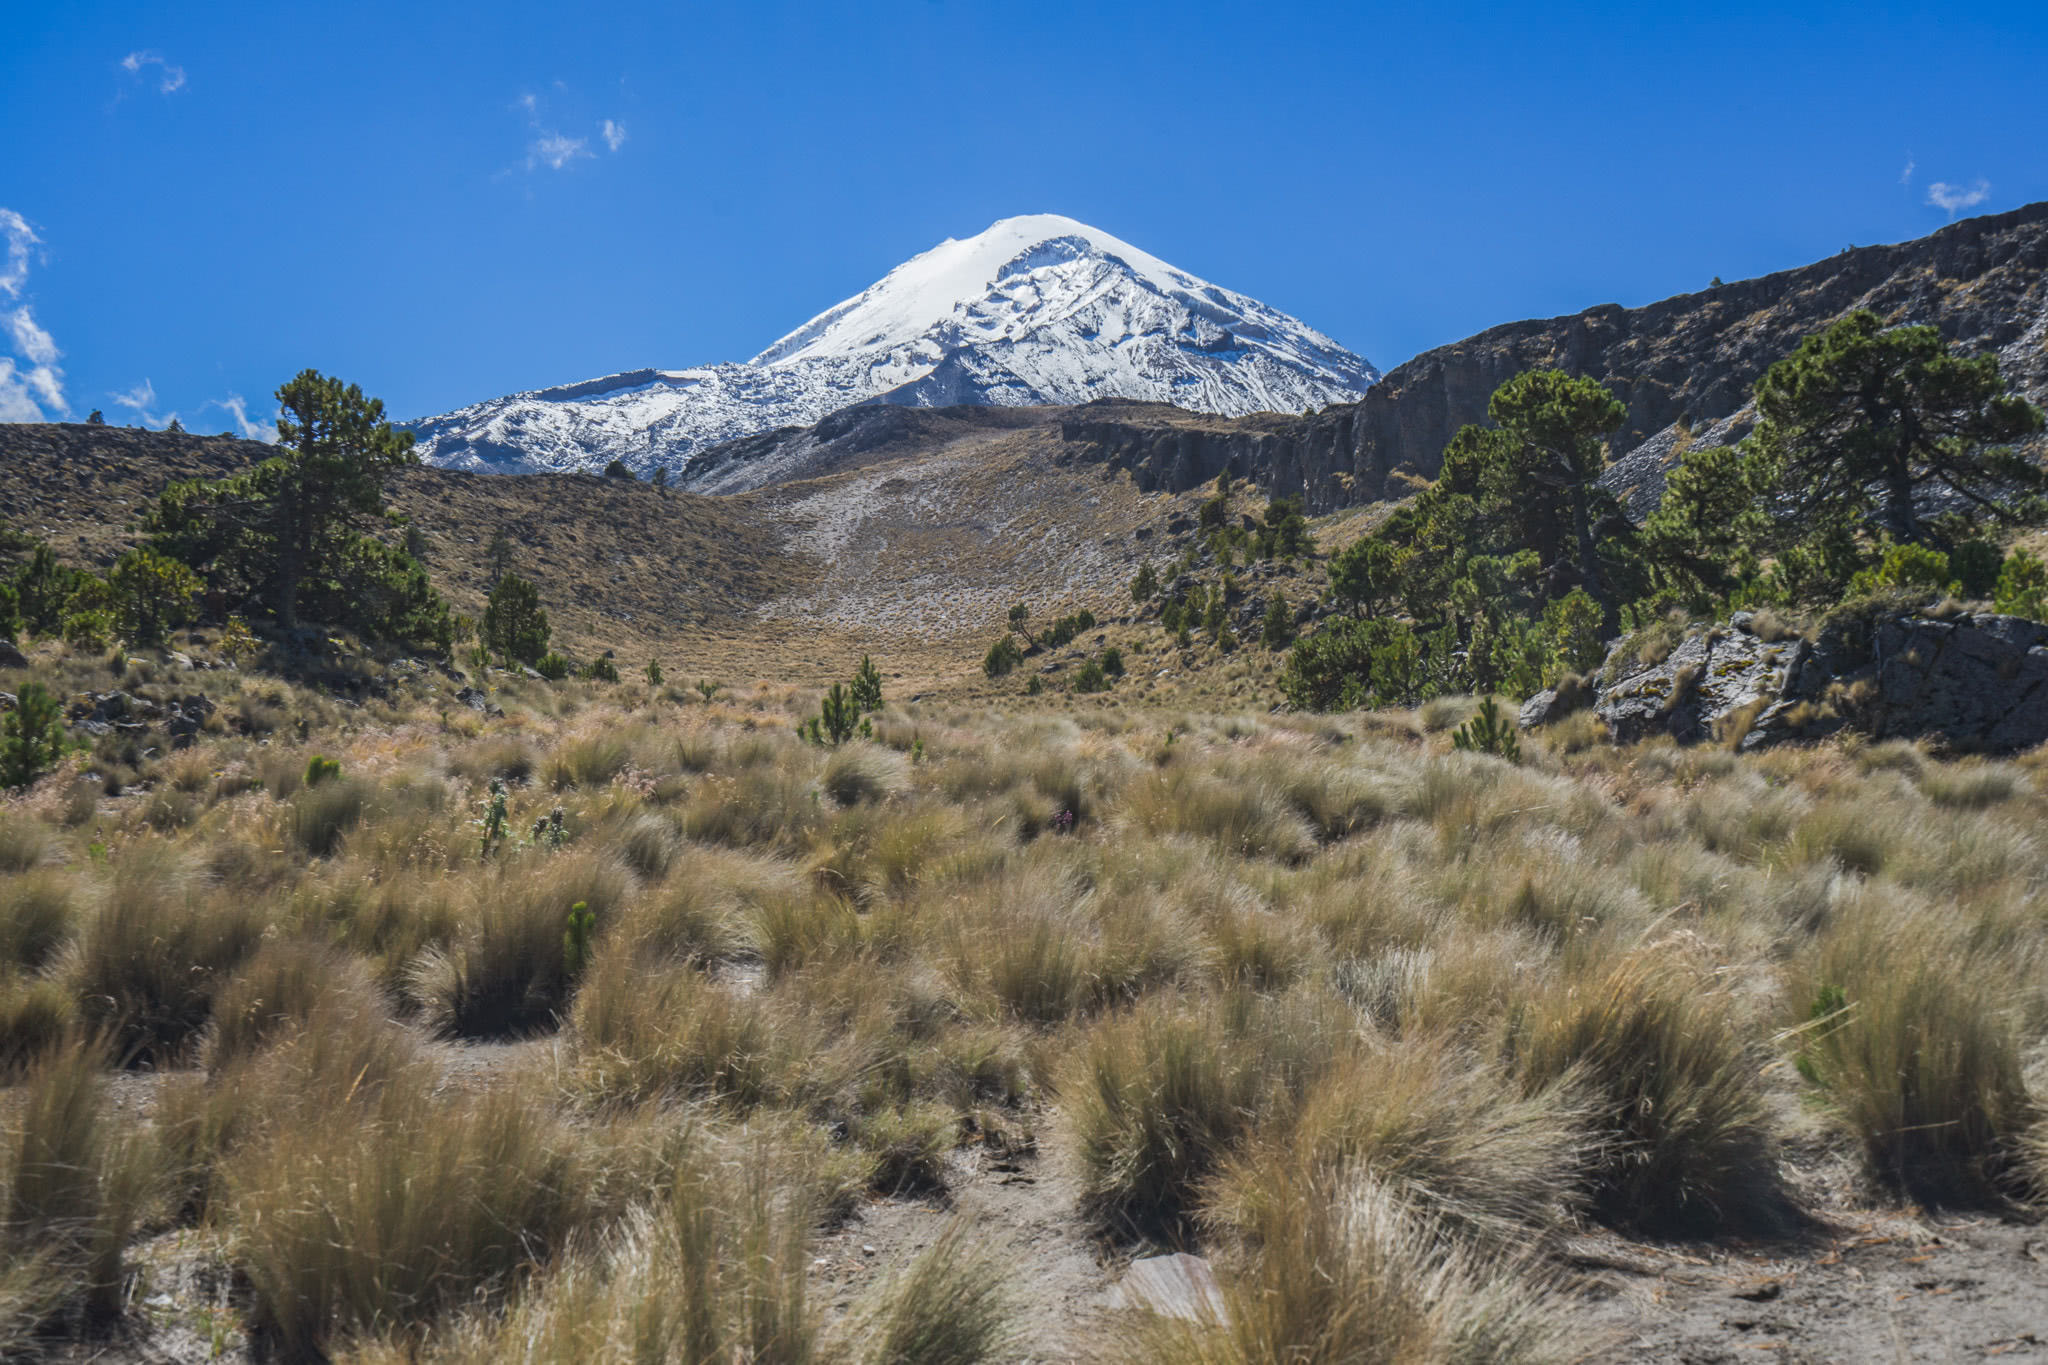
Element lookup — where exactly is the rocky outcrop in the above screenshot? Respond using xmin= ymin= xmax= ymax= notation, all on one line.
xmin=1566 ymin=608 xmax=2048 ymax=754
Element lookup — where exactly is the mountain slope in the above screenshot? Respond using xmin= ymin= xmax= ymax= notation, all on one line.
xmin=668 ymin=203 xmax=2048 ymax=518
xmin=404 ymin=214 xmax=1377 ymax=487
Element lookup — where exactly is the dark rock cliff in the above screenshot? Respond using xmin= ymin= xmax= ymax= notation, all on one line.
xmin=1056 ymin=202 xmax=2048 ymax=513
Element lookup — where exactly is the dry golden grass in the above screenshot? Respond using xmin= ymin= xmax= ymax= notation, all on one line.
xmin=6 ymin=637 xmax=2048 ymax=1357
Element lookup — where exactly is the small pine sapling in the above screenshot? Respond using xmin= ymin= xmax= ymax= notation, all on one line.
xmin=304 ymin=755 xmax=342 ymax=787
xmin=477 ymin=778 xmax=509 ymax=858
xmin=819 ymin=682 xmax=859 ymax=744
xmin=1 ymin=681 xmax=67 ymax=789
xmin=696 ymin=679 xmax=720 ymax=703
xmin=645 ymin=659 xmax=663 ymax=686
xmin=1262 ymin=593 xmax=1294 ymax=649
xmin=563 ymin=901 xmax=596 ymax=976
xmin=851 ymin=654 xmax=884 ymax=712
xmin=1130 ymin=562 xmax=1158 ymax=603
xmin=1450 ymin=696 xmax=1522 ymax=762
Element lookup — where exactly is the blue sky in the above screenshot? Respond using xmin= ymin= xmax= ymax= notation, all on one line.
xmin=4 ymin=1 xmax=2044 ymax=435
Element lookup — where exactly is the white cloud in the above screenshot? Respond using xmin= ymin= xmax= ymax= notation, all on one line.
xmin=203 ymin=393 xmax=278 ymax=442
xmin=8 ymin=307 xmax=58 ymax=367
xmin=511 ymin=89 xmax=625 ymax=173
xmin=0 ymin=361 xmax=50 ymax=422
xmin=529 ymin=132 xmax=590 ymax=171
xmin=1899 ymin=157 xmax=1915 ymax=186
xmin=1927 ymin=179 xmax=1991 ymax=216
xmin=111 ymin=378 xmax=176 ymax=429
xmin=121 ymin=50 xmax=186 ymax=94
xmin=0 ymin=207 xmax=66 ymax=421
xmin=0 ymin=208 xmax=36 ymax=299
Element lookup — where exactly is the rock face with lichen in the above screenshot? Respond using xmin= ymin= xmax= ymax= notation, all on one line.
xmin=1559 ymin=609 xmax=2048 ymax=753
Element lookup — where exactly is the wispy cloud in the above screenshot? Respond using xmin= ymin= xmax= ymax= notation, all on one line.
xmin=203 ymin=392 xmax=278 ymax=442
xmin=530 ymin=131 xmax=591 ymax=171
xmin=120 ymin=50 xmax=186 ymax=94
xmin=0 ymin=208 xmax=68 ymax=422
xmin=510 ymin=90 xmax=628 ymax=173
xmin=1927 ymin=179 xmax=1991 ymax=217
xmin=1899 ymin=157 xmax=1915 ymax=186
xmin=111 ymin=378 xmax=176 ymax=429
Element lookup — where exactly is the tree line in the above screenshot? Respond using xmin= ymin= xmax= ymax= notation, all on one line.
xmin=1282 ymin=309 xmax=2048 ymax=711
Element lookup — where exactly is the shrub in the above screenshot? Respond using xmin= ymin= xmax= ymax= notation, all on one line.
xmin=1 ymin=682 xmax=67 ymax=790
xmin=1948 ymin=538 xmax=2004 ymax=599
xmin=60 ymin=608 xmax=113 ymax=651
xmin=303 ymin=753 xmax=342 ymax=786
xmin=1513 ymin=950 xmax=1792 ymax=1234
xmin=1131 ymin=562 xmax=1158 ymax=602
xmin=535 ymin=651 xmax=572 ymax=681
xmin=982 ymin=637 xmax=1022 ymax=678
xmin=583 ymin=654 xmax=620 ymax=683
xmin=1073 ymin=658 xmax=1109 ymax=692
xmin=1280 ymin=616 xmax=1422 ymax=712
xmin=1995 ymin=549 xmax=2048 ymax=618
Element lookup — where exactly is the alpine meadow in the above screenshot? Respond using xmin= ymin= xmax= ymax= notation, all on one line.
xmin=8 ymin=6 xmax=2048 ymax=1360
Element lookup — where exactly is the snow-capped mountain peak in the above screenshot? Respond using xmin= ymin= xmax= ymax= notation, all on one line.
xmin=406 ymin=215 xmax=1377 ymax=489
xmin=755 ymin=214 xmax=1211 ymax=365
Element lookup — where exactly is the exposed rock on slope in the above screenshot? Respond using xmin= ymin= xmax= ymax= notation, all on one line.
xmin=1524 ymin=607 xmax=2048 ymax=754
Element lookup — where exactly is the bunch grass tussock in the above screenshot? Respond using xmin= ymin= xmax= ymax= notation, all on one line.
xmin=8 ymin=653 xmax=2048 ymax=1356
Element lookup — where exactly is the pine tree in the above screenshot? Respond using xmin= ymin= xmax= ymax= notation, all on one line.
xmin=851 ymin=654 xmax=884 ymax=712
xmin=1 ymin=682 xmax=66 ymax=789
xmin=482 ymin=573 xmax=550 ymax=664
xmin=1130 ymin=561 xmax=1158 ymax=603
xmin=486 ymin=530 xmax=515 ymax=586
xmin=1752 ymin=309 xmax=2046 ymax=548
xmin=144 ymin=370 xmax=426 ymax=634
xmin=1261 ymin=593 xmax=1293 ymax=649
xmin=108 ymin=547 xmax=202 ymax=646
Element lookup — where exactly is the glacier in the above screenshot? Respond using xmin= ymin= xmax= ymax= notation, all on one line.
xmin=404 ymin=214 xmax=1377 ymax=490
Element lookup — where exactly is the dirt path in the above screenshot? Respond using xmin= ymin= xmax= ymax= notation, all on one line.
xmin=1575 ymin=1210 xmax=2048 ymax=1362
xmin=809 ymin=1116 xmax=1118 ymax=1363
